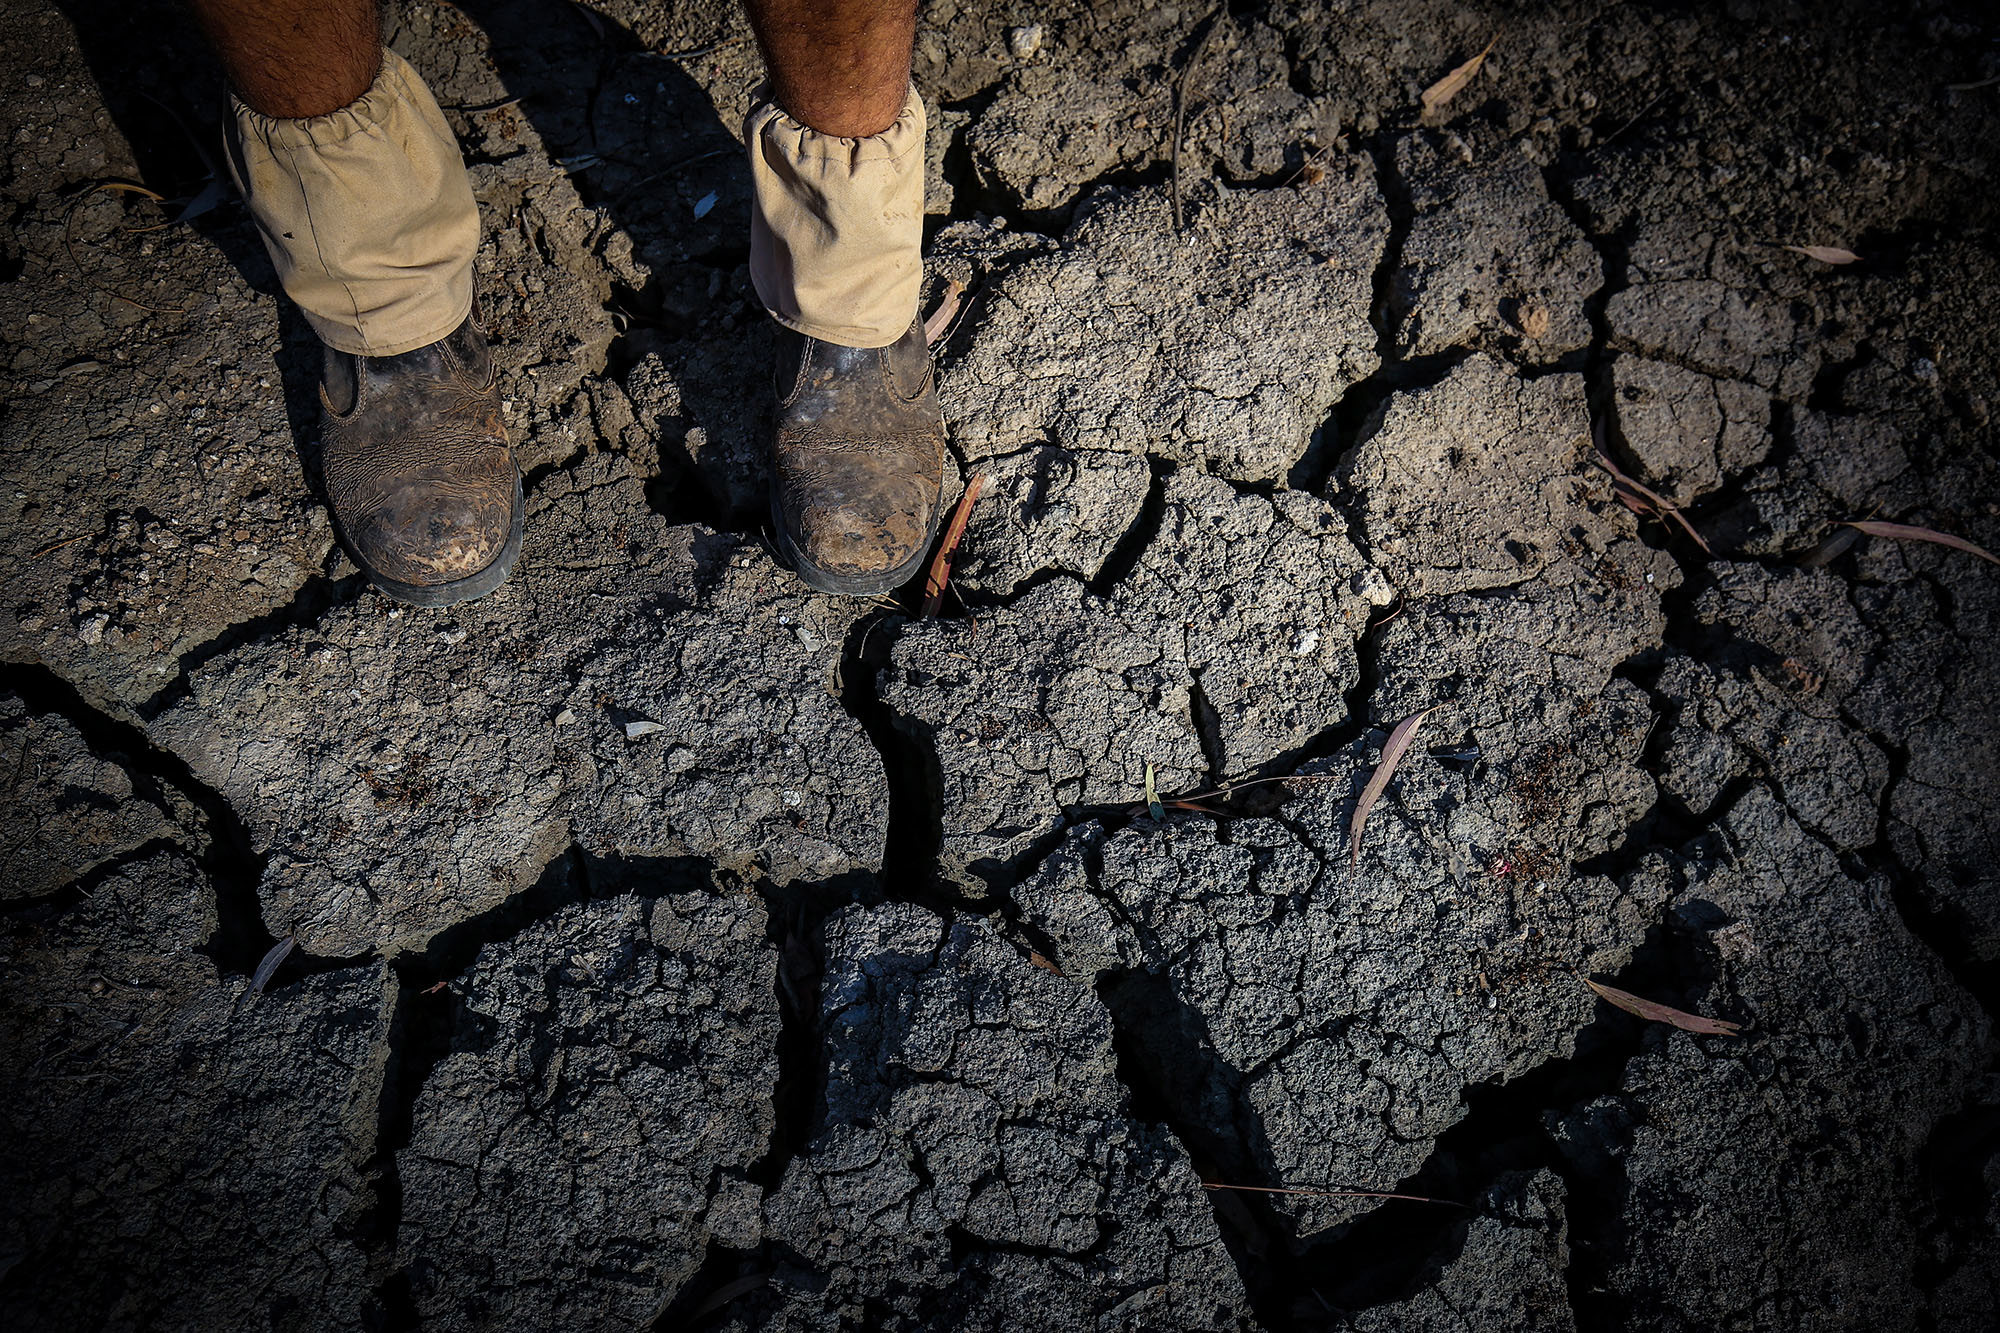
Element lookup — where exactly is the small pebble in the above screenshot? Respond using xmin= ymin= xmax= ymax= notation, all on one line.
xmin=624 ymin=719 xmax=668 ymax=738
xmin=1008 ymin=24 xmax=1043 ymax=59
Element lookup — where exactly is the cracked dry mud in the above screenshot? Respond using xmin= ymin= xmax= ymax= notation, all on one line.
xmin=3 ymin=1 xmax=1998 ymax=1330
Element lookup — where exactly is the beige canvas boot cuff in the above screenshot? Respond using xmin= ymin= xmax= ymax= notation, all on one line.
xmin=745 ymin=84 xmax=926 ymax=350
xmin=228 ymin=49 xmax=479 ymax=357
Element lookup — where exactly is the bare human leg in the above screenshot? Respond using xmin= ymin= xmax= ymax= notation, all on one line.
xmin=741 ymin=0 xmax=918 ymax=137
xmin=185 ymin=0 xmax=380 ymax=119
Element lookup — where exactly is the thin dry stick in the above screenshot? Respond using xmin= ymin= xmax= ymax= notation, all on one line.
xmin=1171 ymin=8 xmax=1226 ymax=233
xmin=1202 ymin=1183 xmax=1465 ymax=1206
xmin=1281 ymin=143 xmax=1333 ymax=188
xmin=923 ymin=279 xmax=965 ymax=346
xmin=63 ymin=184 xmax=187 ymax=315
xmin=32 ymin=532 xmax=91 ymax=559
xmin=443 ymin=94 xmax=524 ymax=114
xmin=1593 ymin=449 xmax=1711 ymax=553
xmin=617 ymin=146 xmax=736 ymax=198
xmin=1594 ymin=92 xmax=1665 ymax=151
xmin=1146 ymin=772 xmax=1347 ymax=809
xmin=921 ymin=473 xmax=988 ymax=617
xmin=651 ymin=33 xmax=754 ymax=61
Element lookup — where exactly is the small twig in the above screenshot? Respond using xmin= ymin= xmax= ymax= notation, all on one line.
xmin=923 ymin=278 xmax=965 ymax=346
xmin=443 ymin=95 xmax=524 ymax=115
xmin=650 ymin=34 xmax=753 ymax=61
xmin=1592 ymin=441 xmax=1711 ymax=554
xmin=1201 ymin=1182 xmax=1466 ymax=1206
xmin=1945 ymin=72 xmax=2000 ymax=92
xmin=63 ymin=184 xmax=187 ymax=315
xmin=1129 ymin=771 xmax=1346 ymax=813
xmin=32 ymin=532 xmax=91 ymax=559
xmin=1171 ymin=8 xmax=1227 ymax=234
xmin=617 ymin=146 xmax=736 ymax=198
xmin=1594 ymin=93 xmax=1665 ymax=151
xmin=1281 ymin=142 xmax=1334 ymax=188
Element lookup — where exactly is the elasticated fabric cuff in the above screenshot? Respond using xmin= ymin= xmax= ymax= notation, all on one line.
xmin=228 ymin=49 xmax=478 ymax=357
xmin=744 ymin=83 xmax=926 ymax=350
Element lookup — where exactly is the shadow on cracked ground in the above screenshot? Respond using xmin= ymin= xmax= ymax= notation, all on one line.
xmin=4 ymin=0 xmax=1999 ymax=1329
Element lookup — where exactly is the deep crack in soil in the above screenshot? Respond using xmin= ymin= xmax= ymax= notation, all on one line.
xmin=5 ymin=0 xmax=1998 ymax=1329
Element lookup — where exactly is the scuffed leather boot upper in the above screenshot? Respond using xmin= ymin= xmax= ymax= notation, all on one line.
xmin=770 ymin=319 xmax=948 ymax=595
xmin=320 ymin=309 xmax=520 ymax=602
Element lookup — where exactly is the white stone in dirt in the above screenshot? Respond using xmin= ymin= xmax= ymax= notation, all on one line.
xmin=945 ymin=174 xmax=1387 ymax=483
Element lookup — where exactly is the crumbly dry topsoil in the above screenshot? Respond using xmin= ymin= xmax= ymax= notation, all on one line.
xmin=3 ymin=1 xmax=1998 ymax=1330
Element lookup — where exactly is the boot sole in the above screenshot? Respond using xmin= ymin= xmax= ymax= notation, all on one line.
xmin=769 ymin=484 xmax=944 ymax=598
xmin=356 ymin=475 xmax=526 ymax=609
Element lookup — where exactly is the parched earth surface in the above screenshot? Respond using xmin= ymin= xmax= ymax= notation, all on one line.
xmin=4 ymin=0 xmax=1999 ymax=1328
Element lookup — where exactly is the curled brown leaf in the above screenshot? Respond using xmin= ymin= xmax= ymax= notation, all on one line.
xmin=251 ymin=935 xmax=295 ymax=995
xmin=1349 ymin=708 xmax=1435 ymax=870
xmin=923 ymin=278 xmax=965 ymax=346
xmin=1420 ymin=36 xmax=1498 ymax=114
xmin=1582 ymin=976 xmax=1742 ymax=1035
xmin=1840 ymin=519 xmax=1999 ymax=567
xmin=1781 ymin=244 xmax=1861 ymax=265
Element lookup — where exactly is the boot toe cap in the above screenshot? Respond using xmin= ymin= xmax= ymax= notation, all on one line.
xmin=347 ymin=478 xmax=517 ymax=589
xmin=790 ymin=476 xmax=939 ymax=587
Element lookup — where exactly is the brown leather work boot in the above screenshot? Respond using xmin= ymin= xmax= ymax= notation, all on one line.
xmin=769 ymin=318 xmax=948 ymax=596
xmin=319 ymin=306 xmax=523 ymax=607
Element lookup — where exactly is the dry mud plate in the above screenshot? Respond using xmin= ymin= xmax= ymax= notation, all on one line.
xmin=4 ymin=1 xmax=2000 ymax=1330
